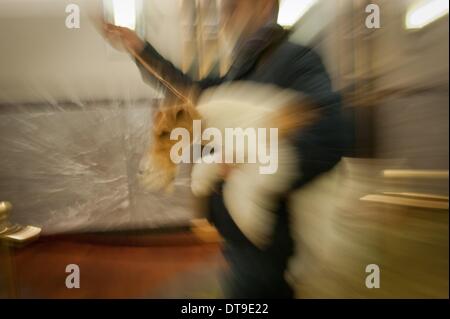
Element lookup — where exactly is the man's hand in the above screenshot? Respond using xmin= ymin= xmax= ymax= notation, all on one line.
xmin=102 ymin=23 xmax=145 ymax=54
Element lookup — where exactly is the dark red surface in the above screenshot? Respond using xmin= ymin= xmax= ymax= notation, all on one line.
xmin=8 ymin=232 xmax=225 ymax=298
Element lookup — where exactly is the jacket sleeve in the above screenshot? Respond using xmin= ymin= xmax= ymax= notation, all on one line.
xmin=135 ymin=42 xmax=225 ymax=95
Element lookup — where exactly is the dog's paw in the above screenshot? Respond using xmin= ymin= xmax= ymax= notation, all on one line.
xmin=191 ymin=179 xmax=214 ymax=196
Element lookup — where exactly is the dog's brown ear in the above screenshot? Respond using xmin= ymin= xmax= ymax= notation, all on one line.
xmin=152 ymin=104 xmax=188 ymax=136
xmin=153 ymin=109 xmax=172 ymax=136
xmin=172 ymin=103 xmax=201 ymax=122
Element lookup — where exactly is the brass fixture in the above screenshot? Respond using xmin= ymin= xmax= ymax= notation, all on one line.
xmin=0 ymin=201 xmax=41 ymax=245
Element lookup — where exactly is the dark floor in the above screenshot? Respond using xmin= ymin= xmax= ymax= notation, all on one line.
xmin=5 ymin=231 xmax=226 ymax=298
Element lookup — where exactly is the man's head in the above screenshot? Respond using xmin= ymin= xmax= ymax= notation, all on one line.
xmin=221 ymin=0 xmax=279 ymax=45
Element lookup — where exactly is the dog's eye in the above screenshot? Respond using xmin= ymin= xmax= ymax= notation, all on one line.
xmin=175 ymin=109 xmax=184 ymax=120
xmin=159 ymin=131 xmax=170 ymax=138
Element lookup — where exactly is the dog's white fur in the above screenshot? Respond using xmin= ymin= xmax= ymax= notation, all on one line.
xmin=190 ymin=82 xmax=305 ymax=247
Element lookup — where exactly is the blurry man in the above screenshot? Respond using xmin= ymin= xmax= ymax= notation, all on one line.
xmin=103 ymin=0 xmax=350 ymax=298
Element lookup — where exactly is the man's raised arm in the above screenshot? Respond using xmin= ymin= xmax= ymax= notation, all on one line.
xmin=102 ymin=23 xmax=224 ymax=98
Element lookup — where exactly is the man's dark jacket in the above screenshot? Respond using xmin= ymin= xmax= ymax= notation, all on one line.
xmin=135 ymin=24 xmax=353 ymax=298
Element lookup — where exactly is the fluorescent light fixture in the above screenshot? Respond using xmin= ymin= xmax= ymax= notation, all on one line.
xmin=112 ymin=0 xmax=136 ymax=30
xmin=277 ymin=0 xmax=318 ymax=27
xmin=406 ymin=0 xmax=449 ymax=29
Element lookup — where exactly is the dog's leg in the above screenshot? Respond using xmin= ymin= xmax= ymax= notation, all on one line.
xmin=223 ymin=142 xmax=300 ymax=248
xmin=223 ymin=166 xmax=276 ymax=248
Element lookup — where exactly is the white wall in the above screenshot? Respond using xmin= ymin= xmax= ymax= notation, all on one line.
xmin=0 ymin=0 xmax=185 ymax=103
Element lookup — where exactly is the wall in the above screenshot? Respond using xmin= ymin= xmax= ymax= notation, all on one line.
xmin=0 ymin=0 xmax=200 ymax=233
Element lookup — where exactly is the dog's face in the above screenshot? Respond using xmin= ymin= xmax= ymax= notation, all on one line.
xmin=138 ymin=103 xmax=200 ymax=192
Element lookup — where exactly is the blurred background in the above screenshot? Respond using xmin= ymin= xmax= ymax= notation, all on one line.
xmin=0 ymin=0 xmax=448 ymax=298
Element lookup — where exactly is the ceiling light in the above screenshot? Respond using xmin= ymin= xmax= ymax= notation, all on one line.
xmin=111 ymin=0 xmax=136 ymax=30
xmin=277 ymin=0 xmax=318 ymax=27
xmin=406 ymin=0 xmax=449 ymax=29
